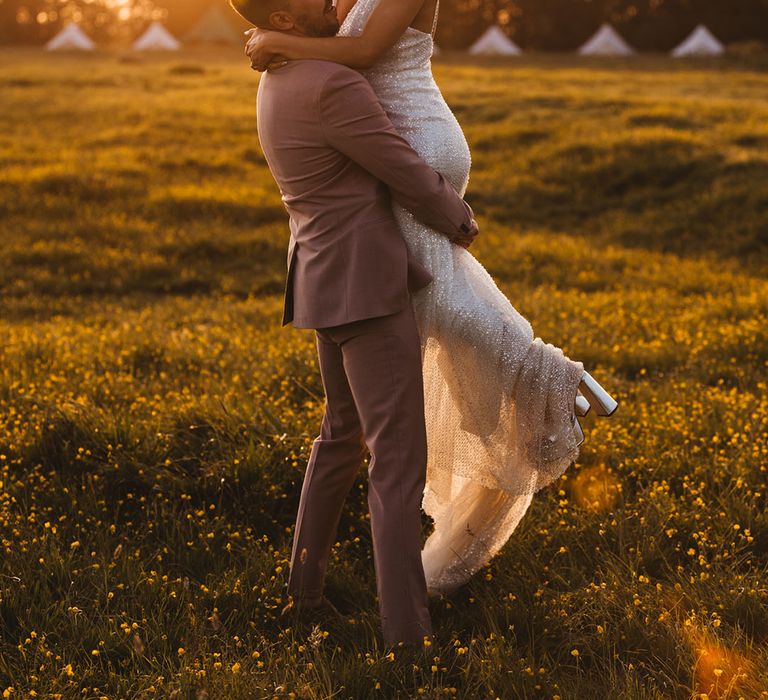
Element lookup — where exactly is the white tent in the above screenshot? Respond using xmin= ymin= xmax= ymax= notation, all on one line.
xmin=469 ymin=26 xmax=522 ymax=56
xmin=133 ymin=21 xmax=181 ymax=51
xmin=578 ymin=23 xmax=634 ymax=56
xmin=45 ymin=23 xmax=95 ymax=51
xmin=185 ymin=5 xmax=242 ymax=44
xmin=672 ymin=25 xmax=725 ymax=57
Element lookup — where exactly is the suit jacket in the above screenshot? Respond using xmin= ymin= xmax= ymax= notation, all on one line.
xmin=256 ymin=59 xmax=475 ymax=329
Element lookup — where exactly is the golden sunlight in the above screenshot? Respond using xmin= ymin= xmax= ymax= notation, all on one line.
xmin=569 ymin=464 xmax=621 ymax=512
xmin=108 ymin=0 xmax=132 ymax=21
xmin=682 ymin=621 xmax=759 ymax=699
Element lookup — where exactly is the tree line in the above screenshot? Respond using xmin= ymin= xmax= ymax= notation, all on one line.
xmin=1 ymin=0 xmax=767 ymax=49
xmin=437 ymin=0 xmax=768 ymax=50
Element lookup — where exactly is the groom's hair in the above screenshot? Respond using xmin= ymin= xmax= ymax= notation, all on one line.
xmin=229 ymin=0 xmax=290 ymax=29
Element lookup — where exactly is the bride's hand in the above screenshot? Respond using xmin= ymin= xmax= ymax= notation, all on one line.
xmin=244 ymin=28 xmax=284 ymax=71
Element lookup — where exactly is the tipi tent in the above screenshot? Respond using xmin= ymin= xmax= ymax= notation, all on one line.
xmin=672 ymin=25 xmax=725 ymax=57
xmin=578 ymin=23 xmax=634 ymax=56
xmin=185 ymin=5 xmax=242 ymax=44
xmin=133 ymin=21 xmax=181 ymax=51
xmin=469 ymin=26 xmax=522 ymax=56
xmin=45 ymin=23 xmax=95 ymax=51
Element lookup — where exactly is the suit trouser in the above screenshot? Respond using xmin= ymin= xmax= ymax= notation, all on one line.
xmin=286 ymin=303 xmax=433 ymax=645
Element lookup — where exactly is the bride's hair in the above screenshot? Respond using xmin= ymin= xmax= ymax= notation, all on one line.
xmin=229 ymin=0 xmax=289 ymax=28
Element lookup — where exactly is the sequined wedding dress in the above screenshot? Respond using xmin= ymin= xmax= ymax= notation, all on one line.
xmin=338 ymin=0 xmax=585 ymax=593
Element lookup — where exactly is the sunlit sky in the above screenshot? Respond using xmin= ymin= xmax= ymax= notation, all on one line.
xmin=113 ymin=0 xmax=133 ymax=22
xmin=15 ymin=0 xmax=171 ymax=27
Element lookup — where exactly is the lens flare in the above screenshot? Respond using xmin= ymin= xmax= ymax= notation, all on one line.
xmin=569 ymin=464 xmax=621 ymax=512
xmin=682 ymin=622 xmax=758 ymax=699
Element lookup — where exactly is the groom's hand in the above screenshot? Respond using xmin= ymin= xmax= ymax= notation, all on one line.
xmin=452 ymin=218 xmax=479 ymax=249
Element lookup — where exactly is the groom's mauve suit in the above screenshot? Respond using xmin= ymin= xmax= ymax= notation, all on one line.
xmin=257 ymin=58 xmax=475 ymax=645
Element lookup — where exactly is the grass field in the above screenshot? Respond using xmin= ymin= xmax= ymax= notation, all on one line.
xmin=1 ymin=47 xmax=768 ymax=699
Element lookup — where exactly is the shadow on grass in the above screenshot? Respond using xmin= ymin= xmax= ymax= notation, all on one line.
xmin=469 ymin=138 xmax=768 ymax=263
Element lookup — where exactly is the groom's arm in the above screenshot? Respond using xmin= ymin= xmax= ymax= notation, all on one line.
xmin=317 ymin=67 xmax=478 ymax=243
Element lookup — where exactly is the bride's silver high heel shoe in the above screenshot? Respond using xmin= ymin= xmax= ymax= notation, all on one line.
xmin=573 ymin=415 xmax=584 ymax=445
xmin=579 ymin=370 xmax=618 ymax=416
xmin=575 ymin=393 xmax=591 ymax=417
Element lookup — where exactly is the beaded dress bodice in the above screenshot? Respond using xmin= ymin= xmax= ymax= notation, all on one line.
xmin=337 ymin=0 xmax=471 ymax=195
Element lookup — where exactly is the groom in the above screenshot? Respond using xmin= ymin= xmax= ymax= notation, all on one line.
xmin=231 ymin=0 xmax=478 ymax=646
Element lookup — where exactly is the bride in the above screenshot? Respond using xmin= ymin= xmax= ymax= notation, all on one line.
xmin=242 ymin=0 xmax=618 ymax=594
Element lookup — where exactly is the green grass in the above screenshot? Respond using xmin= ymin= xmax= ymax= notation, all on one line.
xmin=1 ymin=47 xmax=767 ymax=699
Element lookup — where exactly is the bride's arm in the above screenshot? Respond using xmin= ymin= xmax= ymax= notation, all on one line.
xmin=247 ymin=0 xmax=425 ymax=70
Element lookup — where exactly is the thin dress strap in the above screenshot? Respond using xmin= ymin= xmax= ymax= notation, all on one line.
xmin=430 ymin=0 xmax=440 ymax=39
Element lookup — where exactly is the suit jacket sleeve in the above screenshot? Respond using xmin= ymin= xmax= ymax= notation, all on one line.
xmin=317 ymin=66 xmax=475 ymax=240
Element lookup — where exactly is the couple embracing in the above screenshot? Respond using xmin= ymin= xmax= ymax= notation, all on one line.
xmin=230 ymin=0 xmax=618 ymax=647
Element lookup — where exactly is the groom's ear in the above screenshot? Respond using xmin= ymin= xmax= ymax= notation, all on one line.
xmin=267 ymin=9 xmax=296 ymax=31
